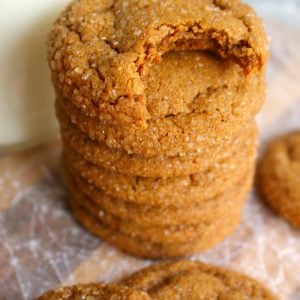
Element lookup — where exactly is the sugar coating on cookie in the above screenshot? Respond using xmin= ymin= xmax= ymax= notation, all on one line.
xmin=57 ymin=101 xmax=257 ymax=177
xmin=258 ymin=131 xmax=300 ymax=228
xmin=63 ymin=167 xmax=252 ymax=244
xmin=57 ymin=50 xmax=264 ymax=157
xmin=49 ymin=0 xmax=267 ymax=260
xmin=48 ymin=0 xmax=268 ymax=125
xmin=69 ymin=197 xmax=242 ymax=258
xmin=62 ymin=131 xmax=256 ymax=206
xmin=35 ymin=283 xmax=151 ymax=300
xmin=121 ymin=261 xmax=277 ymax=299
xmin=64 ymin=165 xmax=253 ymax=227
xmin=70 ymin=188 xmax=245 ymax=245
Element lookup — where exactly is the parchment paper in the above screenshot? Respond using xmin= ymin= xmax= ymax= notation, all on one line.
xmin=0 ymin=1 xmax=299 ymax=299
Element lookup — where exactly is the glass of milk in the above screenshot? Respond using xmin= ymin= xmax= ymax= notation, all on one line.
xmin=0 ymin=0 xmax=71 ymax=150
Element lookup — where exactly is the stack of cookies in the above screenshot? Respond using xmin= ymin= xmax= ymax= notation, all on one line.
xmin=48 ymin=0 xmax=268 ymax=258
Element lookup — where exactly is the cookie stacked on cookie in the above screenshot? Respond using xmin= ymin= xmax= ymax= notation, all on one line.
xmin=48 ymin=0 xmax=268 ymax=258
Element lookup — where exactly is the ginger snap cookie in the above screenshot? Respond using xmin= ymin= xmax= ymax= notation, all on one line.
xmin=48 ymin=0 xmax=268 ymax=127
xmin=258 ymin=131 xmax=300 ymax=228
xmin=58 ymin=50 xmax=264 ymax=157
xmin=64 ymin=166 xmax=254 ymax=227
xmin=36 ymin=261 xmax=276 ymax=299
xmin=121 ymin=261 xmax=277 ymax=299
xmin=69 ymin=197 xmax=242 ymax=258
xmin=57 ymin=102 xmax=257 ymax=177
xmin=48 ymin=0 xmax=268 ymax=259
xmin=68 ymin=175 xmax=251 ymax=245
xmin=35 ymin=283 xmax=151 ymax=300
xmin=71 ymin=194 xmax=244 ymax=245
xmin=63 ymin=132 xmax=257 ymax=207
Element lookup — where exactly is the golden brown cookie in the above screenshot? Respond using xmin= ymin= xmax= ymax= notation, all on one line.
xmin=48 ymin=0 xmax=268 ymax=126
xmin=57 ymin=50 xmax=264 ymax=157
xmin=48 ymin=0 xmax=268 ymax=261
xmin=121 ymin=261 xmax=277 ymax=299
xmin=62 ymin=128 xmax=257 ymax=207
xmin=67 ymin=171 xmax=251 ymax=244
xmin=64 ymin=166 xmax=254 ymax=227
xmin=69 ymin=197 xmax=242 ymax=258
xmin=35 ymin=283 xmax=151 ymax=300
xmin=57 ymin=103 xmax=257 ymax=177
xmin=71 ymin=193 xmax=244 ymax=245
xmin=257 ymin=131 xmax=300 ymax=228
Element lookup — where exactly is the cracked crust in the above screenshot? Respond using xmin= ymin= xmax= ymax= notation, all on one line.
xmin=257 ymin=131 xmax=300 ymax=228
xmin=64 ymin=165 xmax=253 ymax=227
xmin=57 ymin=102 xmax=257 ymax=177
xmin=62 ymin=125 xmax=257 ymax=206
xmin=48 ymin=0 xmax=268 ymax=126
xmin=58 ymin=50 xmax=264 ymax=157
xmin=35 ymin=283 xmax=150 ymax=300
xmin=64 ymin=166 xmax=253 ymax=244
xmin=121 ymin=261 xmax=277 ymax=299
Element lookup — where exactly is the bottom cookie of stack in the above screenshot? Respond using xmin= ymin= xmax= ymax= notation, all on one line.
xmin=64 ymin=167 xmax=254 ymax=258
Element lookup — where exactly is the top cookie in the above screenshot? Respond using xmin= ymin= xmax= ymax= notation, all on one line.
xmin=58 ymin=50 xmax=264 ymax=157
xmin=258 ymin=131 xmax=300 ymax=228
xmin=48 ymin=0 xmax=268 ymax=126
xmin=121 ymin=260 xmax=277 ymax=299
xmin=36 ymin=283 xmax=151 ymax=300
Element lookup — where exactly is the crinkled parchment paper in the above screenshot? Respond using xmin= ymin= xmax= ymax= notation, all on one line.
xmin=0 ymin=1 xmax=299 ymax=299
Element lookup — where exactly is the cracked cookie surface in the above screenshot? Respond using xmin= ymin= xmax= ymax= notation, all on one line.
xmin=57 ymin=102 xmax=256 ymax=177
xmin=121 ymin=261 xmax=277 ymax=299
xmin=48 ymin=0 xmax=268 ymax=127
xmin=58 ymin=50 xmax=264 ymax=157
